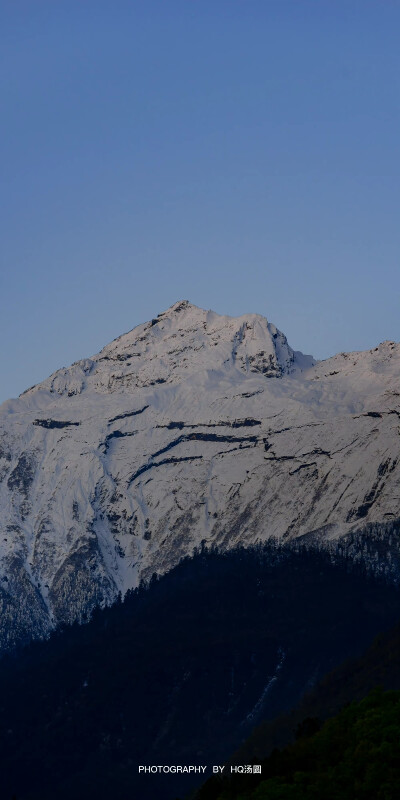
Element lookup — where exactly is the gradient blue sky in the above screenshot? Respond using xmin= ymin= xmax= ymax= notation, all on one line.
xmin=1 ymin=1 xmax=400 ymax=402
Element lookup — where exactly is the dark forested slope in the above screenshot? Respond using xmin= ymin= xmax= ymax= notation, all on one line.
xmin=0 ymin=543 xmax=398 ymax=800
xmin=192 ymin=689 xmax=400 ymax=800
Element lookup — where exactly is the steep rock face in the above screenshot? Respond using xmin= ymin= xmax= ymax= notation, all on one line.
xmin=0 ymin=301 xmax=399 ymax=648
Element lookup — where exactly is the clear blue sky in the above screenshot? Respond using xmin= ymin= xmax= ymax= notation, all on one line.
xmin=1 ymin=1 xmax=399 ymax=402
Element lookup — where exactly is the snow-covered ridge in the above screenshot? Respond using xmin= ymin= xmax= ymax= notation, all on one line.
xmin=16 ymin=301 xmax=313 ymax=404
xmin=0 ymin=302 xmax=399 ymax=650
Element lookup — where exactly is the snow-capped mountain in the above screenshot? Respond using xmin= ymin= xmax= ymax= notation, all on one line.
xmin=1 ymin=300 xmax=399 ymax=649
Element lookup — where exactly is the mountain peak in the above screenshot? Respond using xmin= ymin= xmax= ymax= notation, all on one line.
xmin=12 ymin=303 xmax=315 ymax=405
xmin=161 ymin=299 xmax=194 ymax=314
xmin=92 ymin=301 xmax=313 ymax=391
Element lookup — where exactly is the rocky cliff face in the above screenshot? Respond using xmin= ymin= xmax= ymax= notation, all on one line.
xmin=0 ymin=301 xmax=399 ymax=649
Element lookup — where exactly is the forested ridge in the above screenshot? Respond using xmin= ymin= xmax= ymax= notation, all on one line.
xmin=0 ymin=541 xmax=398 ymax=800
xmin=191 ymin=689 xmax=400 ymax=800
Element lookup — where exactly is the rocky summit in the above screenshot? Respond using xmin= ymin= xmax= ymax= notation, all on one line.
xmin=1 ymin=301 xmax=399 ymax=649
